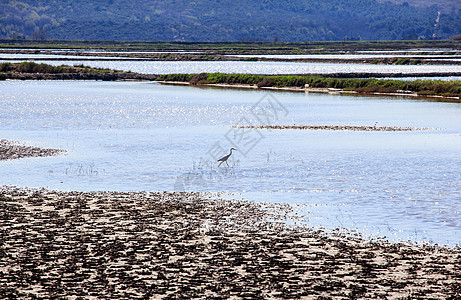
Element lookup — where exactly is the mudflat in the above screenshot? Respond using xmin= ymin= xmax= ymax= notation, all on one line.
xmin=0 ymin=187 xmax=460 ymax=299
xmin=0 ymin=139 xmax=64 ymax=161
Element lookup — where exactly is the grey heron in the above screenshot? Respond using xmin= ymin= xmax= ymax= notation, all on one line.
xmin=218 ymin=148 xmax=236 ymax=167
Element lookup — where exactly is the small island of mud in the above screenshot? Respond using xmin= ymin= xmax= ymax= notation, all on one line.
xmin=0 ymin=139 xmax=65 ymax=160
xmin=233 ymin=125 xmax=434 ymax=132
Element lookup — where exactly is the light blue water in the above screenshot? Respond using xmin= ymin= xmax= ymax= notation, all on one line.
xmin=1 ymin=80 xmax=460 ymax=246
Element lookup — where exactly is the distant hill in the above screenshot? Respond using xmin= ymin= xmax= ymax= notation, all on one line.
xmin=1 ymin=0 xmax=460 ymax=41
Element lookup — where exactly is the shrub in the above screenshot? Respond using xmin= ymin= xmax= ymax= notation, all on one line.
xmin=395 ymin=58 xmax=410 ymax=65
xmin=0 ymin=73 xmax=6 ymax=80
xmin=189 ymin=73 xmax=209 ymax=85
xmin=18 ymin=62 xmax=37 ymax=73
xmin=156 ymin=74 xmax=195 ymax=82
xmin=0 ymin=62 xmax=14 ymax=72
xmin=257 ymin=77 xmax=275 ymax=88
xmin=74 ymin=64 xmax=91 ymax=69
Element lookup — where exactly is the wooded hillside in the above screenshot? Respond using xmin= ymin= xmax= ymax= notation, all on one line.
xmin=1 ymin=0 xmax=460 ymax=41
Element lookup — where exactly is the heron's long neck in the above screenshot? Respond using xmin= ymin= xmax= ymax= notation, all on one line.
xmin=229 ymin=149 xmax=233 ymax=155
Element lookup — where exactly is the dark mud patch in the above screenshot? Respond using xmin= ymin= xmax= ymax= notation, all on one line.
xmin=0 ymin=187 xmax=459 ymax=299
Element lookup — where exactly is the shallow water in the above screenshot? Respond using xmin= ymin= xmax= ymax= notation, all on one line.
xmin=0 ymin=80 xmax=460 ymax=246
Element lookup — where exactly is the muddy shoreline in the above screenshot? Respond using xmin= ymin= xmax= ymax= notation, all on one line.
xmin=0 ymin=187 xmax=460 ymax=299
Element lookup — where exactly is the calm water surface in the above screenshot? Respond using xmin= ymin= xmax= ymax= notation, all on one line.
xmin=2 ymin=59 xmax=461 ymax=75
xmin=0 ymin=80 xmax=460 ymax=246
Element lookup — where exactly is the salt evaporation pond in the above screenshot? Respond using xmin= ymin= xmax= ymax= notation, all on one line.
xmin=0 ymin=80 xmax=460 ymax=246
xmin=2 ymin=58 xmax=461 ymax=75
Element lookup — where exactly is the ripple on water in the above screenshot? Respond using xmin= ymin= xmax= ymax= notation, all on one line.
xmin=0 ymin=80 xmax=460 ymax=246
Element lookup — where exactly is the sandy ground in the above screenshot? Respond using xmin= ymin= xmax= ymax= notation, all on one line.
xmin=0 ymin=139 xmax=64 ymax=161
xmin=0 ymin=187 xmax=460 ymax=299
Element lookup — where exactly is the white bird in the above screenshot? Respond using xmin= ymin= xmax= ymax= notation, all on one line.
xmin=218 ymin=148 xmax=236 ymax=167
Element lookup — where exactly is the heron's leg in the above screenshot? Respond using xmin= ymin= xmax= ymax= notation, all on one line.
xmin=218 ymin=161 xmax=223 ymax=167
xmin=226 ymin=160 xmax=229 ymax=167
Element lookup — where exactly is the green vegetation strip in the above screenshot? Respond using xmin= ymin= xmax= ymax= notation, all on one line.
xmin=157 ymin=73 xmax=461 ymax=99
xmin=0 ymin=62 xmax=158 ymax=81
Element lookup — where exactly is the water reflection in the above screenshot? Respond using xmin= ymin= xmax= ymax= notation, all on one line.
xmin=0 ymin=80 xmax=460 ymax=246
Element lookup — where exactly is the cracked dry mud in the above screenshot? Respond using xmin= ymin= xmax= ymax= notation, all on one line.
xmin=0 ymin=188 xmax=460 ymax=299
